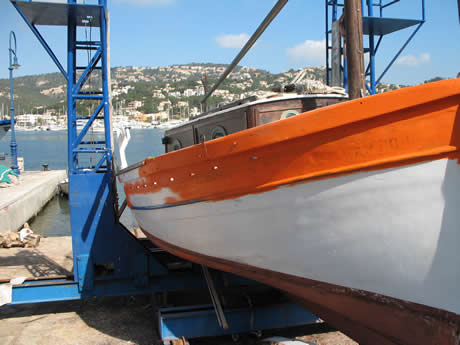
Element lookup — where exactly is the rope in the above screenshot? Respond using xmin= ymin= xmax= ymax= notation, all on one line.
xmin=288 ymin=68 xmax=348 ymax=96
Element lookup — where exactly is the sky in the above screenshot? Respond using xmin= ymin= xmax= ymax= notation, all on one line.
xmin=0 ymin=0 xmax=459 ymax=85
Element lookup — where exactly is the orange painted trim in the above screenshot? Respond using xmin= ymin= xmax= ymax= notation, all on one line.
xmin=258 ymin=145 xmax=458 ymax=190
xmin=122 ymin=79 xmax=460 ymax=207
xmin=143 ymin=230 xmax=460 ymax=345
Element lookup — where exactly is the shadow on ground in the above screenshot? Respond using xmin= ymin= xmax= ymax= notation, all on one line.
xmin=0 ymin=294 xmax=345 ymax=345
xmin=0 ymin=249 xmax=72 ymax=277
xmin=0 ymin=296 xmax=157 ymax=345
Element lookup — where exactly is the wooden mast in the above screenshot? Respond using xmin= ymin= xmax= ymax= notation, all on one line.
xmin=344 ymin=0 xmax=365 ymax=99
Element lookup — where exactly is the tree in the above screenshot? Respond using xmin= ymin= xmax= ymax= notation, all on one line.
xmin=424 ymin=77 xmax=444 ymax=84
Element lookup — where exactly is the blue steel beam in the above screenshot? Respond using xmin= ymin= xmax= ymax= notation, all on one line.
xmin=100 ymin=7 xmax=113 ymax=175
xmin=159 ymin=303 xmax=319 ymax=340
xmin=367 ymin=0 xmax=376 ymax=94
xmin=326 ymin=0 xmax=425 ymax=93
xmin=76 ymin=40 xmax=102 ymax=46
xmin=73 ymin=148 xmax=106 ymax=153
xmin=376 ymin=22 xmax=424 ymax=85
xmin=9 ymin=272 xmax=212 ymax=305
xmin=74 ymin=100 xmax=104 ymax=147
xmin=92 ymin=155 xmax=108 ymax=173
xmin=325 ymin=0 xmax=329 ymax=84
xmin=72 ymin=47 xmax=102 ymax=95
xmin=365 ymin=35 xmax=382 ymax=77
xmin=67 ymin=2 xmax=78 ymax=174
xmin=11 ymin=280 xmax=80 ymax=304
xmin=11 ymin=2 xmax=68 ymax=79
xmin=73 ymin=94 xmax=104 ymax=100
xmin=382 ymin=0 xmax=400 ymax=9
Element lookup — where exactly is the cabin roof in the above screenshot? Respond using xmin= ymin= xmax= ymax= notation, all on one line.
xmin=169 ymin=93 xmax=348 ymax=131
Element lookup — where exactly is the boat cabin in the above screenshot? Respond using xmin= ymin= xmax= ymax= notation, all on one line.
xmin=162 ymin=94 xmax=347 ymax=153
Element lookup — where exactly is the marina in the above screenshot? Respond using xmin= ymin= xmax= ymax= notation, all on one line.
xmin=0 ymin=128 xmax=166 ymax=235
xmin=0 ymin=0 xmax=459 ymax=344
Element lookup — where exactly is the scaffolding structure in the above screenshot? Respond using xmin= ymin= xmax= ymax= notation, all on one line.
xmin=326 ymin=0 xmax=425 ymax=94
xmin=8 ymin=1 xmax=318 ymax=341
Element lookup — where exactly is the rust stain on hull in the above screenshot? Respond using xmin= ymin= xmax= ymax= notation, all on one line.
xmin=143 ymin=231 xmax=460 ymax=345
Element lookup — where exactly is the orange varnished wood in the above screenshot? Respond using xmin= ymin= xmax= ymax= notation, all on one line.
xmin=123 ymin=79 xmax=460 ymax=207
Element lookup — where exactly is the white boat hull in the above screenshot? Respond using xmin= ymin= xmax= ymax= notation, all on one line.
xmin=132 ymin=158 xmax=460 ymax=315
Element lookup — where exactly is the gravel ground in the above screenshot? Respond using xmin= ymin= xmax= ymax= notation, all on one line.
xmin=0 ymin=296 xmax=357 ymax=345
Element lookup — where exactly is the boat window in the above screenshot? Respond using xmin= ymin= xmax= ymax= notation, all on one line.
xmin=280 ymin=110 xmax=300 ymax=120
xmin=256 ymin=108 xmax=302 ymax=126
xmin=211 ymin=126 xmax=227 ymax=139
xmin=171 ymin=138 xmax=182 ymax=151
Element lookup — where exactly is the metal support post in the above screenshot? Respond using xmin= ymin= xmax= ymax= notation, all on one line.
xmin=8 ymin=31 xmax=20 ymax=174
xmin=202 ymin=266 xmax=229 ymax=330
xmin=367 ymin=0 xmax=376 ymax=94
xmin=67 ymin=2 xmax=77 ymax=174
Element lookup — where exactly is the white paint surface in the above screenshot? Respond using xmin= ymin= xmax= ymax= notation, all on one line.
xmin=132 ymin=159 xmax=460 ymax=315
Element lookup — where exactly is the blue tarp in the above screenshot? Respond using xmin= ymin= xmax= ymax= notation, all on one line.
xmin=0 ymin=164 xmax=18 ymax=184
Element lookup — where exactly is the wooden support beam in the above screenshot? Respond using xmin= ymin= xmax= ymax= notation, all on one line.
xmin=344 ymin=0 xmax=365 ymax=99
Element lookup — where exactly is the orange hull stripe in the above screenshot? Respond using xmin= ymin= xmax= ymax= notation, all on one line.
xmin=258 ymin=145 xmax=457 ymax=190
xmin=123 ymin=79 xmax=460 ymax=206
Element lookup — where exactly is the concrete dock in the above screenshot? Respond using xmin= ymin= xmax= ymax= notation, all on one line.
xmin=0 ymin=170 xmax=67 ymax=233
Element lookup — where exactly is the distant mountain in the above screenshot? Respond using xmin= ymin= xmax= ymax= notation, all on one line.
xmin=0 ymin=63 xmax=407 ymax=117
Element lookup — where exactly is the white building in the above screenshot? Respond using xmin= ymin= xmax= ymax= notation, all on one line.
xmin=16 ymin=113 xmax=53 ymax=127
xmin=158 ymin=100 xmax=172 ymax=111
xmin=195 ymin=86 xmax=205 ymax=96
xmin=183 ymin=89 xmax=196 ymax=97
xmin=168 ymin=91 xmax=181 ymax=98
xmin=152 ymin=90 xmax=166 ymax=99
xmin=127 ymin=100 xmax=144 ymax=109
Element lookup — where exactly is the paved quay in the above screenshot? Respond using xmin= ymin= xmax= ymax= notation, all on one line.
xmin=0 ymin=236 xmax=357 ymax=345
xmin=0 ymin=236 xmax=72 ymax=280
xmin=0 ymin=170 xmax=67 ymax=233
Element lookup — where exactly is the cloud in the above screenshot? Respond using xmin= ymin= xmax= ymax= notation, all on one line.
xmin=396 ymin=53 xmax=431 ymax=67
xmin=216 ymin=33 xmax=250 ymax=49
xmin=286 ymin=40 xmax=326 ymax=64
xmin=113 ymin=0 xmax=175 ymax=6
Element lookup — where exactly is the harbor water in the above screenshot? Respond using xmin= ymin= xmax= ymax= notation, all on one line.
xmin=0 ymin=128 xmax=165 ymax=236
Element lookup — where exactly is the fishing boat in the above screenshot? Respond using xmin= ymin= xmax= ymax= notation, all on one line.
xmin=0 ymin=120 xmax=11 ymax=141
xmin=119 ymin=78 xmax=460 ymax=345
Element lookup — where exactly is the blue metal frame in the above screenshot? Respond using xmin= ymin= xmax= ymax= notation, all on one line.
xmin=159 ymin=303 xmax=319 ymax=340
xmin=326 ymin=0 xmax=425 ymax=94
xmin=10 ymin=0 xmax=166 ymax=299
xmin=8 ymin=2 xmax=320 ymax=341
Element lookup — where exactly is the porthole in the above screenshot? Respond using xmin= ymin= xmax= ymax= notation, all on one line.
xmin=171 ymin=138 xmax=182 ymax=151
xmin=211 ymin=126 xmax=227 ymax=139
xmin=280 ymin=109 xmax=300 ymax=120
